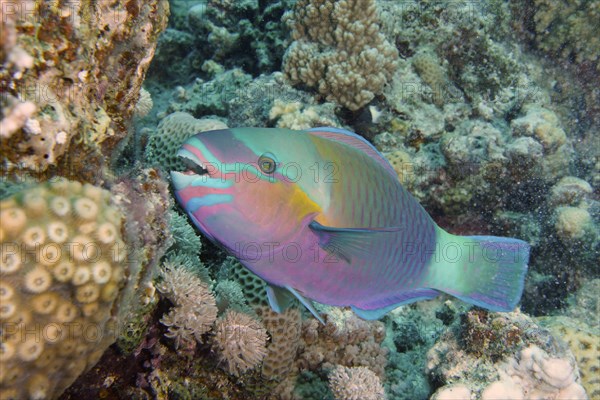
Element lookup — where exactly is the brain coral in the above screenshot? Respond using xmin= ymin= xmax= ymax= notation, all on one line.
xmin=283 ymin=0 xmax=398 ymax=110
xmin=144 ymin=112 xmax=228 ymax=172
xmin=0 ymin=179 xmax=127 ymax=399
xmin=255 ymin=306 xmax=302 ymax=380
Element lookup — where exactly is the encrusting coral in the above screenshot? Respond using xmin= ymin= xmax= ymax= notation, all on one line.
xmin=539 ymin=316 xmax=600 ymax=399
xmin=283 ymin=0 xmax=398 ymax=110
xmin=0 ymin=179 xmax=127 ymax=399
xmin=0 ymin=0 xmax=169 ymax=181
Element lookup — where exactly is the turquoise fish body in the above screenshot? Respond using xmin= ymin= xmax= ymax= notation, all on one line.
xmin=170 ymin=127 xmax=529 ymax=321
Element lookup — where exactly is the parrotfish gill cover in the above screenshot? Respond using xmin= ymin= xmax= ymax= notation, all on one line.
xmin=170 ymin=127 xmax=529 ymax=321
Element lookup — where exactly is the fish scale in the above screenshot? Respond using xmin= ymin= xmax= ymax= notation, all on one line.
xmin=171 ymin=127 xmax=530 ymax=321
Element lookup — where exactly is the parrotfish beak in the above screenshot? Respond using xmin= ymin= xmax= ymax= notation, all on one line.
xmin=169 ymin=131 xmax=230 ymax=191
xmin=170 ymin=130 xmax=237 ymax=206
xmin=169 ymin=148 xmax=208 ymax=192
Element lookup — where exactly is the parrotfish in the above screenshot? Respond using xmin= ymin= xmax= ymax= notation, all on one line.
xmin=170 ymin=127 xmax=529 ymax=321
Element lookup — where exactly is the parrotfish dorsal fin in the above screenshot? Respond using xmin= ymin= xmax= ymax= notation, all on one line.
xmin=309 ymin=220 xmax=402 ymax=263
xmin=307 ymin=127 xmax=398 ymax=178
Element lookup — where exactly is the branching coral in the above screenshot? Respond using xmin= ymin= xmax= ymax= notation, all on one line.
xmin=283 ymin=0 xmax=398 ymax=110
xmin=298 ymin=309 xmax=388 ymax=379
xmin=329 ymin=365 xmax=385 ymax=400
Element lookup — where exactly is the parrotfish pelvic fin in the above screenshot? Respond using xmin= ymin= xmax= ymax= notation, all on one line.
xmin=265 ymin=284 xmax=325 ymax=324
xmin=266 ymin=284 xmax=296 ymax=313
xmin=287 ymin=286 xmax=325 ymax=324
xmin=309 ymin=220 xmax=402 ymax=263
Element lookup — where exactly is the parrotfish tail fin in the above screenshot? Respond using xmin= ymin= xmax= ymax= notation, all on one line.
xmin=428 ymin=229 xmax=530 ymax=312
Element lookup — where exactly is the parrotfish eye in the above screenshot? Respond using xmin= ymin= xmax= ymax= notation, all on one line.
xmin=258 ymin=154 xmax=277 ymax=174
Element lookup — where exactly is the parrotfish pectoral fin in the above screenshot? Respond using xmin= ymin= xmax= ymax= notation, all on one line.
xmin=266 ymin=284 xmax=295 ymax=313
xmin=427 ymin=228 xmax=530 ymax=312
xmin=309 ymin=220 xmax=402 ymax=263
xmin=351 ymin=288 xmax=440 ymax=320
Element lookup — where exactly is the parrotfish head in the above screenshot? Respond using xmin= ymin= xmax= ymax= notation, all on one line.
xmin=170 ymin=128 xmax=324 ymax=268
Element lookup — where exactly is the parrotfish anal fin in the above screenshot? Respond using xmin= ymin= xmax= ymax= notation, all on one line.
xmin=309 ymin=220 xmax=402 ymax=263
xmin=351 ymin=288 xmax=439 ymax=320
xmin=266 ymin=284 xmax=295 ymax=313
xmin=307 ymin=127 xmax=398 ymax=178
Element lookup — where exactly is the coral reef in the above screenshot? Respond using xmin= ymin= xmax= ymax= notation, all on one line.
xmin=150 ymin=0 xmax=293 ymax=81
xmin=431 ymin=385 xmax=472 ymax=400
xmin=283 ymin=0 xmax=398 ymax=110
xmin=269 ymin=99 xmax=340 ymax=130
xmin=532 ymin=0 xmax=600 ymax=70
xmin=427 ymin=310 xmax=588 ymax=399
xmin=0 ymin=0 xmax=169 ymax=181
xmin=0 ymin=179 xmax=127 ymax=399
xmin=1 ymin=0 xmax=597 ymax=398
xmin=328 ymin=365 xmax=385 ymax=400
xmin=480 ymin=344 xmax=587 ymax=400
